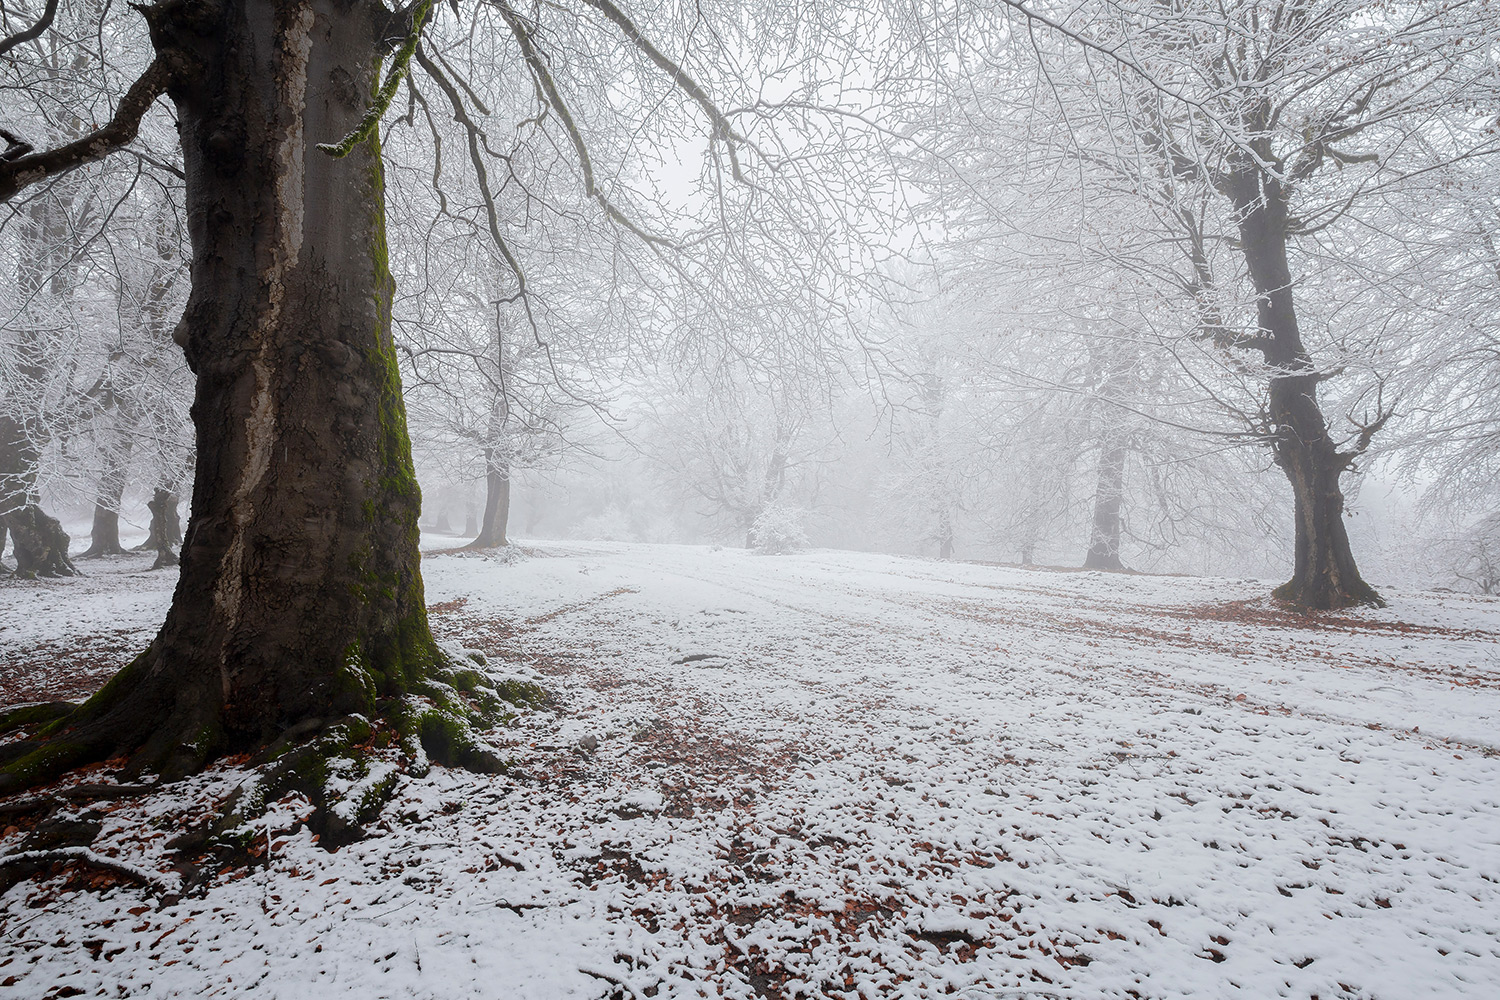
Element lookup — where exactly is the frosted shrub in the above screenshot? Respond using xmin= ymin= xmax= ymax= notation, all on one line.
xmin=750 ymin=503 xmax=810 ymax=554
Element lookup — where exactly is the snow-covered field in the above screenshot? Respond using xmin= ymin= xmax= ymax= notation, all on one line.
xmin=1 ymin=541 xmax=1498 ymax=998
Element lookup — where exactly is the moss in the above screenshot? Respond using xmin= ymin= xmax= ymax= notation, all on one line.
xmin=415 ymin=711 xmax=506 ymax=774
xmin=230 ymin=715 xmax=377 ymax=825
xmin=2 ymin=739 xmax=86 ymax=784
xmin=0 ymin=701 xmax=76 ymax=735
xmin=76 ymin=650 xmax=149 ymax=719
xmin=186 ymin=721 xmax=222 ymax=756
xmin=491 ymin=677 xmax=550 ymax=709
xmin=350 ymin=767 xmax=400 ymax=824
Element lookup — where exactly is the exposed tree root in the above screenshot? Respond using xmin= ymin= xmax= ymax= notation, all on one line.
xmin=0 ymin=647 xmax=549 ymax=867
xmin=0 ymin=846 xmax=178 ymax=897
xmin=1273 ymin=576 xmax=1388 ymax=612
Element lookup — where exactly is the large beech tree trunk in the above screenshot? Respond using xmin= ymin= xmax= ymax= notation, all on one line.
xmin=466 ymin=448 xmax=510 ymax=549
xmin=1 ymin=1 xmax=450 ymax=789
xmin=1082 ymin=442 xmax=1126 ymax=571
xmin=1227 ymin=164 xmax=1381 ymax=610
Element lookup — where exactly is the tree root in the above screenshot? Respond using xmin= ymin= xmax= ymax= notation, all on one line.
xmin=0 ymin=642 xmax=549 ymax=865
xmin=1273 ymin=577 xmax=1388 ymax=611
xmin=0 ymin=846 xmax=180 ymax=897
xmin=0 ymin=701 xmax=77 ymax=735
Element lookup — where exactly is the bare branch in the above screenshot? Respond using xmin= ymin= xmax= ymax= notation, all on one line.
xmin=0 ymin=0 xmax=59 ymax=59
xmin=494 ymin=2 xmax=673 ymax=247
xmin=0 ymin=57 xmax=167 ymax=203
xmin=576 ymin=0 xmax=748 ymax=181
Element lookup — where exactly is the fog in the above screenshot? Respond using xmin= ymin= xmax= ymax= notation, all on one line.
xmin=4 ymin=3 xmax=1500 ymax=996
xmin=6 ymin=4 xmax=1496 ymax=602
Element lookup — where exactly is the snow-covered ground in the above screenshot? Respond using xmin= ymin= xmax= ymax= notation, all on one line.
xmin=1 ymin=541 xmax=1498 ymax=998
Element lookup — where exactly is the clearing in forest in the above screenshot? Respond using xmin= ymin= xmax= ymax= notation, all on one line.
xmin=1 ymin=542 xmax=1497 ymax=998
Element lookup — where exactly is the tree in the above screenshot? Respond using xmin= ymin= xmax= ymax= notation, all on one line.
xmin=79 ymin=192 xmax=193 ymax=563
xmin=405 ymin=288 xmax=588 ymax=552
xmin=914 ymin=0 xmax=1500 ymax=607
xmin=648 ymin=370 xmax=816 ymax=548
xmin=0 ymin=0 xmax=869 ymax=827
xmin=0 ymin=0 xmax=497 ymax=809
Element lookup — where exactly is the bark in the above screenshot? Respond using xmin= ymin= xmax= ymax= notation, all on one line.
xmin=465 ymin=448 xmax=510 ymax=549
xmin=0 ymin=1 xmax=466 ymax=792
xmin=937 ymin=511 xmax=954 ymax=561
xmin=1082 ymin=443 xmax=1126 ymax=571
xmin=1225 ymin=164 xmax=1382 ymax=610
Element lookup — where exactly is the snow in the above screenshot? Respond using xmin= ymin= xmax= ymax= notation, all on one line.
xmin=2 ymin=541 xmax=1498 ymax=998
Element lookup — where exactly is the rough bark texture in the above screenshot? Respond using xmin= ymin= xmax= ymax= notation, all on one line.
xmin=465 ymin=448 xmax=510 ymax=549
xmin=1225 ymin=164 xmax=1382 ymax=610
xmin=0 ymin=0 xmax=470 ymax=792
xmin=1082 ymin=443 xmax=1126 ymax=571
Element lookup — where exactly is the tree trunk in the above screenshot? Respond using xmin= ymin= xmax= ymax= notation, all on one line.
xmin=1226 ymin=163 xmax=1381 ymax=610
xmin=166 ymin=489 xmax=183 ymax=545
xmin=146 ymin=488 xmax=179 ymax=569
xmin=138 ymin=478 xmax=185 ymax=552
xmin=1266 ymin=374 xmax=1381 ymax=609
xmin=82 ymin=437 xmax=132 ymax=558
xmin=4 ymin=506 xmax=75 ymax=579
xmin=463 ymin=492 xmax=478 ymax=537
xmin=937 ymin=508 xmax=954 ymax=560
xmin=84 ymin=505 xmax=125 ymax=558
xmin=0 ymin=416 xmax=76 ymax=578
xmin=465 ymin=448 xmax=510 ymax=549
xmin=1082 ymin=443 xmax=1126 ymax=571
xmin=0 ymin=1 xmax=460 ymax=790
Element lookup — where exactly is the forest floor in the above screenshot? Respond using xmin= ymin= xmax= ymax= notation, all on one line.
xmin=0 ymin=540 xmax=1497 ymax=999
